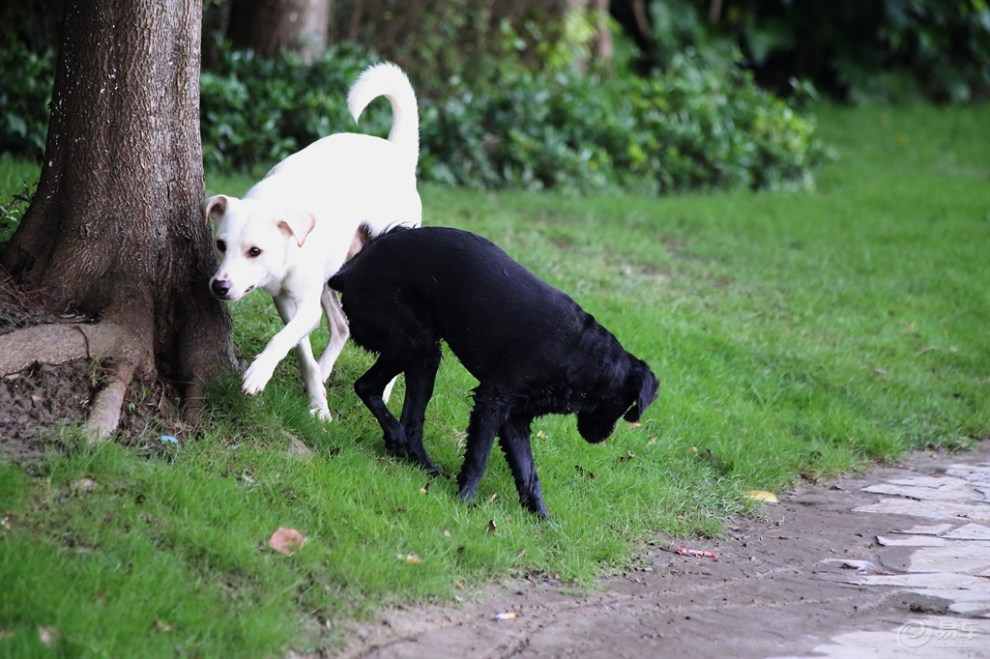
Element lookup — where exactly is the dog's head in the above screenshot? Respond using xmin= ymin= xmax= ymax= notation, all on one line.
xmin=203 ymin=194 xmax=316 ymax=301
xmin=576 ymin=356 xmax=659 ymax=444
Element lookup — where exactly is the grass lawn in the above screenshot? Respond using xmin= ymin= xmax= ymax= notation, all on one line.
xmin=1 ymin=102 xmax=988 ymax=656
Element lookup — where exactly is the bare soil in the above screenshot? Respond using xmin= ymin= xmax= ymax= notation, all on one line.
xmin=0 ymin=274 xmax=180 ymax=459
xmin=336 ymin=443 xmax=990 ymax=659
xmin=0 ymin=359 xmax=177 ymax=461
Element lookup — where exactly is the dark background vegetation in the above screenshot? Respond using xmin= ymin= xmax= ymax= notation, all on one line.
xmin=2 ymin=0 xmax=988 ymax=194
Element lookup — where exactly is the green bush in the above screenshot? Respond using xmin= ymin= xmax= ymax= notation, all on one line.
xmin=423 ymin=52 xmax=830 ymax=192
xmin=200 ymin=44 xmax=381 ymax=172
xmin=637 ymin=0 xmax=990 ymax=103
xmin=0 ymin=36 xmax=54 ymax=160
xmin=1 ymin=34 xmax=829 ymax=193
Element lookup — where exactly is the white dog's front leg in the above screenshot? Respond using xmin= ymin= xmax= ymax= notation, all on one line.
xmin=243 ymin=295 xmax=322 ymax=400
xmin=270 ymin=295 xmax=332 ymax=421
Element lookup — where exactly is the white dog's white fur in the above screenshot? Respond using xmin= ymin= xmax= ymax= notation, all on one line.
xmin=203 ymin=62 xmax=421 ymax=421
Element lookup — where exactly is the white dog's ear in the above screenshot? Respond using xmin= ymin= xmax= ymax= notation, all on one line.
xmin=277 ymin=212 xmax=316 ymax=247
xmin=202 ymin=195 xmax=229 ymax=227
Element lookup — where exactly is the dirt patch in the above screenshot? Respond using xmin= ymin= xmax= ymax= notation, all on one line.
xmin=0 ymin=270 xmax=181 ymax=460
xmin=335 ymin=443 xmax=990 ymax=659
xmin=0 ymin=359 xmax=179 ymax=462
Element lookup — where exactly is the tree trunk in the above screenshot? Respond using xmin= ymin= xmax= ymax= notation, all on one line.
xmin=0 ymin=0 xmax=235 ymax=436
xmin=228 ymin=0 xmax=330 ymax=64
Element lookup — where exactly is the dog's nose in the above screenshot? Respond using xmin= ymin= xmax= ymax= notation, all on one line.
xmin=211 ymin=279 xmax=232 ymax=299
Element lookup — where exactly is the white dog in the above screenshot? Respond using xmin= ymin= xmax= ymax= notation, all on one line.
xmin=203 ymin=62 xmax=421 ymax=421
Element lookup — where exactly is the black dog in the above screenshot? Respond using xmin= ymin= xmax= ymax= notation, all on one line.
xmin=328 ymin=226 xmax=658 ymax=517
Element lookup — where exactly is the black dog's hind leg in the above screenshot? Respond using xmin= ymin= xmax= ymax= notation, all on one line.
xmin=398 ymin=342 xmax=442 ymax=475
xmin=498 ymin=418 xmax=549 ymax=518
xmin=354 ymin=355 xmax=409 ymax=459
xmin=457 ymin=387 xmax=508 ymax=503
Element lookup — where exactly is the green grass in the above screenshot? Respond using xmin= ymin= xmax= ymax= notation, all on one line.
xmin=1 ymin=103 xmax=988 ymax=656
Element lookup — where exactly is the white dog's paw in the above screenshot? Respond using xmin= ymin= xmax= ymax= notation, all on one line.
xmin=309 ymin=404 xmax=332 ymax=422
xmin=242 ymin=358 xmax=276 ymax=395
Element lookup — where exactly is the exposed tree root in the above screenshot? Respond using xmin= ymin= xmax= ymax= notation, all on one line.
xmin=0 ymin=322 xmax=151 ymax=440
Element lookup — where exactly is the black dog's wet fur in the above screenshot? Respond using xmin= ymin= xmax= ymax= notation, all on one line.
xmin=329 ymin=226 xmax=658 ymax=517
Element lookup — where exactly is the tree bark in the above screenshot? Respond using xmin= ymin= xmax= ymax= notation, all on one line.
xmin=228 ymin=0 xmax=330 ymax=64
xmin=0 ymin=0 xmax=235 ymax=433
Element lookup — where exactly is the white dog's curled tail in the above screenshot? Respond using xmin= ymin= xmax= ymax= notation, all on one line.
xmin=348 ymin=62 xmax=419 ymax=168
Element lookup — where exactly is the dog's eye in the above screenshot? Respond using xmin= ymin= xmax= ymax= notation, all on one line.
xmin=248 ymin=246 xmax=262 ymax=258
xmin=216 ymin=239 xmax=226 ymax=253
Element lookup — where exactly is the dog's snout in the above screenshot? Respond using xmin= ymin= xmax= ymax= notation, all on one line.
xmin=211 ymin=279 xmax=232 ymax=299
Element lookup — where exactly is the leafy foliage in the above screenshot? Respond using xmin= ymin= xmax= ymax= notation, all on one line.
xmin=424 ymin=51 xmax=830 ymax=193
xmin=199 ymin=44 xmax=380 ymax=172
xmin=0 ymin=36 xmax=54 ymax=160
xmin=637 ymin=0 xmax=990 ymax=103
xmin=2 ymin=32 xmax=828 ymax=193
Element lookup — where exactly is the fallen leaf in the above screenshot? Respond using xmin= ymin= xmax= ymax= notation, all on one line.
xmin=268 ymin=527 xmax=306 ymax=555
xmin=397 ymin=553 xmax=421 ymax=564
xmin=72 ymin=478 xmax=97 ymax=493
xmin=37 ymin=626 xmax=59 ymax=646
xmin=486 ymin=519 xmax=497 ymax=534
xmin=536 ymin=430 xmax=548 ymax=439
xmin=515 ymin=547 xmax=526 ymax=561
xmin=443 ymin=528 xmax=452 ymax=538
xmin=484 ymin=492 xmax=498 ymax=507
xmin=675 ymin=547 xmax=718 ymax=559
xmin=284 ymin=432 xmax=314 ymax=458
xmin=0 ymin=630 xmax=14 ymax=640
xmin=575 ymin=465 xmax=596 ymax=481
xmin=618 ymin=450 xmax=636 ymax=462
xmin=744 ymin=490 xmax=778 ymax=503
xmin=453 ymin=579 xmax=465 ymax=590
xmin=151 ymin=620 xmax=174 ymax=633
xmin=419 ymin=481 xmax=431 ymax=494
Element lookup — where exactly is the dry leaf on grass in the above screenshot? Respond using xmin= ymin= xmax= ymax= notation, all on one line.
xmin=151 ymin=620 xmax=174 ymax=633
xmin=37 ymin=626 xmax=59 ymax=646
xmin=743 ymin=490 xmax=778 ymax=503
xmin=268 ymin=527 xmax=306 ymax=555
xmin=71 ymin=478 xmax=97 ymax=493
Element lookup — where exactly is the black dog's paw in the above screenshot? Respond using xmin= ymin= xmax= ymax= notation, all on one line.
xmin=414 ymin=453 xmax=444 ymax=477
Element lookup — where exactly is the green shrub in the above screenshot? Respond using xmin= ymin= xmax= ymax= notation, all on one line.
xmin=638 ymin=0 xmax=990 ymax=103
xmin=1 ymin=34 xmax=829 ymax=194
xmin=423 ymin=52 xmax=831 ymax=193
xmin=200 ymin=44 xmax=381 ymax=172
xmin=0 ymin=36 xmax=54 ymax=159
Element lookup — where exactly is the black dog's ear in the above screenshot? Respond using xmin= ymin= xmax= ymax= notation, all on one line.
xmin=623 ymin=361 xmax=659 ymax=423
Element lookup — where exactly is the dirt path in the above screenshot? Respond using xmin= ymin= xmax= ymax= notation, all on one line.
xmin=335 ymin=442 xmax=990 ymax=658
